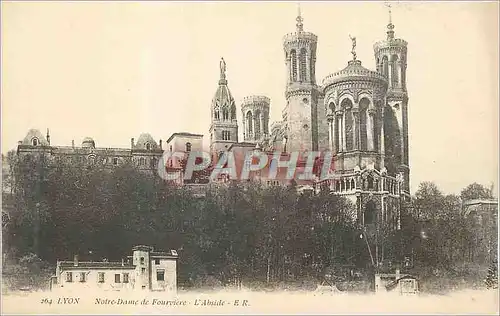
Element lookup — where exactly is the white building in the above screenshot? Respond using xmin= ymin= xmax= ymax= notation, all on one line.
xmin=50 ymin=245 xmax=178 ymax=292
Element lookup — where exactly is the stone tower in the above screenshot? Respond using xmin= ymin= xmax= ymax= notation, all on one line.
xmin=283 ymin=8 xmax=320 ymax=152
xmin=241 ymin=95 xmax=270 ymax=143
xmin=209 ymin=58 xmax=239 ymax=157
xmin=374 ymin=7 xmax=410 ymax=195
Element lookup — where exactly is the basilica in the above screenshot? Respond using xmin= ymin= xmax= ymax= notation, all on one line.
xmin=16 ymin=9 xmax=410 ymax=239
xmin=207 ymin=9 xmax=410 ymax=233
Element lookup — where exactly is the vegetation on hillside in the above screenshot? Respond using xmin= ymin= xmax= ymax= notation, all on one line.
xmin=1 ymin=151 xmax=497 ymax=291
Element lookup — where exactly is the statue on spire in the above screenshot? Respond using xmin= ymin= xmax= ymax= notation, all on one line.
xmin=349 ymin=35 xmax=357 ymax=61
xmin=220 ymin=57 xmax=226 ymax=77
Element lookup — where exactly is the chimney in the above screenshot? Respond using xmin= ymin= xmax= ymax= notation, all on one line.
xmin=159 ymin=139 xmax=163 ymax=150
xmin=395 ymin=268 xmax=400 ymax=280
xmin=121 ymin=258 xmax=124 ymax=266
xmin=73 ymin=255 xmax=78 ymax=267
xmin=46 ymin=128 xmax=51 ymax=145
xmin=131 ymin=138 xmax=135 ymax=149
xmin=71 ymin=140 xmax=75 ymax=148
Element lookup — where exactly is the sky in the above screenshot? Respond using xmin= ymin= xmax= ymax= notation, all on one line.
xmin=1 ymin=1 xmax=498 ymax=195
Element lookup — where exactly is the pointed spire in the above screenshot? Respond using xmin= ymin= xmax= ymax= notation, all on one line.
xmin=385 ymin=2 xmax=395 ymax=40
xmin=296 ymin=3 xmax=303 ymax=32
xmin=46 ymin=128 xmax=50 ymax=145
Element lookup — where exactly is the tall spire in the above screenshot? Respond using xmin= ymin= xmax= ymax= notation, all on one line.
xmin=385 ymin=2 xmax=395 ymax=40
xmin=296 ymin=3 xmax=303 ymax=32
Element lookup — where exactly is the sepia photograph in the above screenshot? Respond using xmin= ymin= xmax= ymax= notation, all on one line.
xmin=1 ymin=1 xmax=499 ymax=314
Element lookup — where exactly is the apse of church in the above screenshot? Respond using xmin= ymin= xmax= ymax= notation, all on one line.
xmin=206 ymin=7 xmax=410 ymax=209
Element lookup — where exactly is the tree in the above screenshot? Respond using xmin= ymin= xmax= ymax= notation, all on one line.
xmin=460 ymin=183 xmax=494 ymax=202
xmin=485 ymin=259 xmax=498 ymax=289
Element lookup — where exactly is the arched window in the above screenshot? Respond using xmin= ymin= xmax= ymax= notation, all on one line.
xmin=222 ymin=131 xmax=231 ymax=141
xmin=222 ymin=107 xmax=229 ymax=120
xmin=382 ymin=55 xmax=389 ymax=77
xmin=139 ymin=157 xmax=145 ymax=166
xmin=299 ymin=48 xmax=307 ymax=82
xmin=186 ymin=142 xmax=192 ymax=152
xmin=263 ymin=115 xmax=268 ymax=135
xmin=391 ymin=54 xmax=399 ymax=87
xmin=335 ymin=114 xmax=340 ymax=152
xmin=215 ymin=109 xmax=220 ymax=120
xmin=350 ymin=178 xmax=355 ymax=190
xmin=328 ymin=102 xmax=335 ymax=114
xmin=342 ymin=99 xmax=354 ymax=151
xmin=246 ymin=111 xmax=253 ymax=135
xmin=254 ymin=110 xmax=261 ymax=136
xmin=359 ymin=98 xmax=370 ymax=151
xmin=401 ymin=65 xmax=406 ymax=89
xmin=32 ymin=138 xmax=39 ymax=146
xmin=150 ymin=157 xmax=157 ymax=169
xmin=373 ymin=101 xmax=380 ymax=151
xmin=145 ymin=143 xmax=151 ymax=151
xmin=384 ymin=105 xmax=402 ymax=167
xmin=364 ymin=200 xmax=376 ymax=225
xmin=230 ymin=103 xmax=236 ymax=120
xmin=290 ymin=50 xmax=297 ymax=82
xmin=367 ymin=175 xmax=374 ymax=190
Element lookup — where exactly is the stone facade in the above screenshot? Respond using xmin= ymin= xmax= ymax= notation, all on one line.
xmin=166 ymin=132 xmax=204 ymax=154
xmin=241 ymin=96 xmax=270 ymax=143
xmin=16 ymin=130 xmax=164 ymax=172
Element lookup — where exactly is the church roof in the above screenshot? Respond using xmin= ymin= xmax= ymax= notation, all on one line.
xmin=135 ymin=133 xmax=158 ymax=150
xmin=322 ymin=60 xmax=387 ymax=87
xmin=166 ymin=132 xmax=203 ymax=144
xmin=212 ymin=80 xmax=235 ymax=108
xmin=21 ymin=129 xmax=49 ymax=146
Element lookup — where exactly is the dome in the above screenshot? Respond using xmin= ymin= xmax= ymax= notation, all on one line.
xmin=322 ymin=60 xmax=387 ymax=88
xmin=82 ymin=137 xmax=95 ymax=148
xmin=135 ymin=133 xmax=158 ymax=150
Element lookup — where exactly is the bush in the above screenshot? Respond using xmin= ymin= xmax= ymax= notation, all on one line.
xmin=2 ymin=253 xmax=53 ymax=292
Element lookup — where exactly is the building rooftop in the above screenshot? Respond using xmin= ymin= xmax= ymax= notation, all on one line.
xmin=463 ymin=199 xmax=498 ymax=206
xmin=322 ymin=60 xmax=387 ymax=88
xmin=57 ymin=261 xmax=135 ymax=269
xmin=166 ymin=132 xmax=204 ymax=144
